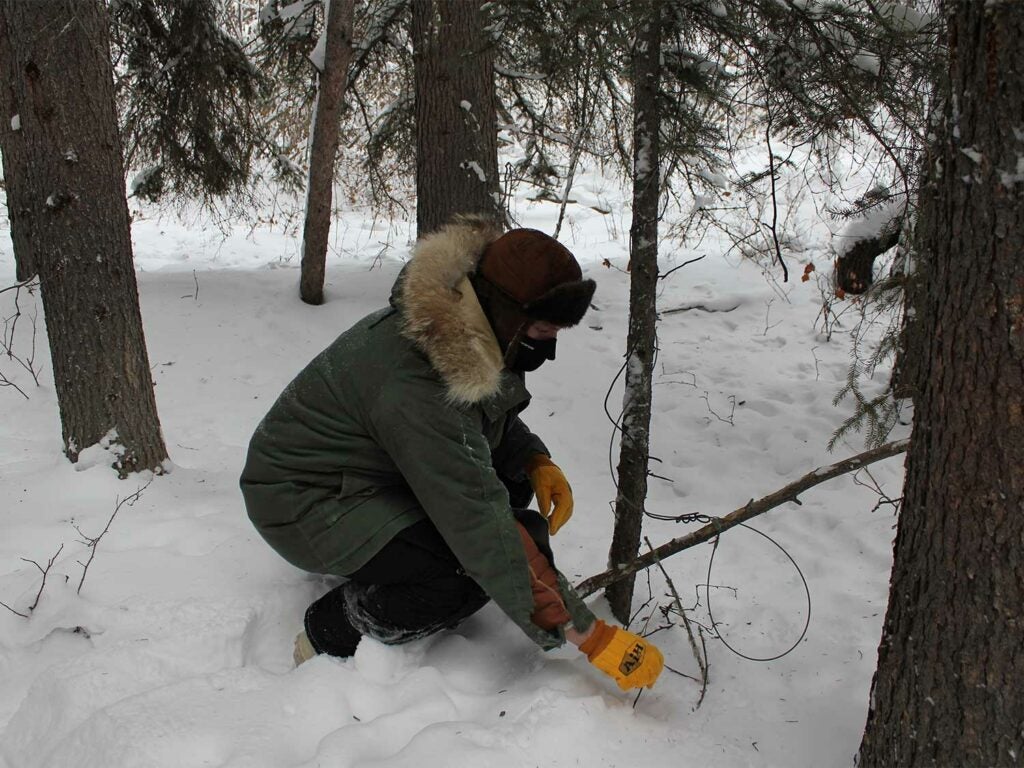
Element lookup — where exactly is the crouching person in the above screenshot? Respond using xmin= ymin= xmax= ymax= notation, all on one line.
xmin=239 ymin=216 xmax=663 ymax=692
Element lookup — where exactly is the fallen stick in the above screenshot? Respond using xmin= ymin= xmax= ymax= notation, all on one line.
xmin=576 ymin=439 xmax=909 ymax=598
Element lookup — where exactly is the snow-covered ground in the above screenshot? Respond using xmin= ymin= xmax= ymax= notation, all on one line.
xmin=0 ymin=181 xmax=907 ymax=767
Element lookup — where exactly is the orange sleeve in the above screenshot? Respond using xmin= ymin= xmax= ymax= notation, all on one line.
xmin=515 ymin=521 xmax=572 ymax=630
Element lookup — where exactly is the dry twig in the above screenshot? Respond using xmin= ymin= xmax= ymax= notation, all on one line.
xmin=20 ymin=543 xmax=66 ymax=613
xmin=645 ymin=536 xmax=709 ymax=709
xmin=76 ymin=480 xmax=152 ymax=594
xmin=660 ymin=254 xmax=706 ymax=282
xmin=0 ymin=369 xmax=29 ymax=399
xmin=853 ymin=466 xmax=903 ymax=516
xmin=0 ymin=598 xmax=28 ymax=618
xmin=701 ymin=391 xmax=736 ymax=425
xmin=1 ymin=278 xmax=42 ymax=396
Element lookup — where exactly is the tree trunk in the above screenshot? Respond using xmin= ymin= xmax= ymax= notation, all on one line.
xmin=412 ymin=0 xmax=501 ymax=238
xmin=892 ymin=134 xmax=940 ymax=402
xmin=299 ymin=0 xmax=355 ymax=306
xmin=606 ymin=1 xmax=662 ymax=625
xmin=0 ymin=5 xmax=37 ymax=281
xmin=858 ymin=3 xmax=1024 ymax=764
xmin=0 ymin=0 xmax=168 ymax=476
xmin=891 ymin=239 xmax=926 ymax=401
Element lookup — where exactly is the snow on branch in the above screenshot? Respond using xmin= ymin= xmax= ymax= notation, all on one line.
xmin=494 ymin=64 xmax=547 ymax=81
xmin=347 ymin=0 xmax=407 ymax=89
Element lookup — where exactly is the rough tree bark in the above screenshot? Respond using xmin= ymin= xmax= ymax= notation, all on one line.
xmin=858 ymin=3 xmax=1024 ymax=764
xmin=892 ymin=131 xmax=942 ymax=402
xmin=412 ymin=0 xmax=501 ymax=238
xmin=299 ymin=0 xmax=355 ymax=306
xmin=0 ymin=5 xmax=37 ymax=281
xmin=891 ymin=238 xmax=926 ymax=401
xmin=0 ymin=0 xmax=167 ymax=475
xmin=606 ymin=1 xmax=662 ymax=625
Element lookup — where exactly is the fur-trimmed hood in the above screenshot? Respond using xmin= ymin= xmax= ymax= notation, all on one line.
xmin=394 ymin=217 xmax=506 ymax=405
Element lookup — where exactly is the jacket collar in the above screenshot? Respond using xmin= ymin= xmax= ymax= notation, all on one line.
xmin=395 ymin=217 xmax=510 ymax=405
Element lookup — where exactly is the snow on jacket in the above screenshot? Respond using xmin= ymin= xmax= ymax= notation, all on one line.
xmin=240 ymin=218 xmax=595 ymax=648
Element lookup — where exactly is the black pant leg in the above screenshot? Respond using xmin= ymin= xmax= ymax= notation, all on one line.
xmin=349 ymin=519 xmax=488 ymax=636
xmin=304 ymin=518 xmax=489 ymax=654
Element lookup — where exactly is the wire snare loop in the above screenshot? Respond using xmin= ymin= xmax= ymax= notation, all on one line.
xmin=699 ymin=518 xmax=812 ymax=663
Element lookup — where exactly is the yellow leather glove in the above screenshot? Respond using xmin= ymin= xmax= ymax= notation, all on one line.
xmin=579 ymin=619 xmax=664 ymax=691
xmin=526 ymin=454 xmax=574 ymax=535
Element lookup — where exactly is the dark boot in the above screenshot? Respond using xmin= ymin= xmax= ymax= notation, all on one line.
xmin=302 ymin=582 xmax=364 ymax=659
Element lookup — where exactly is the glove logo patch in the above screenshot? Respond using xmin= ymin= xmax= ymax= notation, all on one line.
xmin=619 ymin=642 xmax=646 ymax=675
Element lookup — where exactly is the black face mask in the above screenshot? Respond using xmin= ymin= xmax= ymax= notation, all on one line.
xmin=508 ymin=337 xmax=557 ymax=372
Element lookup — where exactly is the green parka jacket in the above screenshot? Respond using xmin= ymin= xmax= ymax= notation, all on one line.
xmin=240 ymin=218 xmax=595 ymax=649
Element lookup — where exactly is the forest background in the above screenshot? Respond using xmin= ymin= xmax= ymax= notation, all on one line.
xmin=0 ymin=2 xmax=1020 ymax=766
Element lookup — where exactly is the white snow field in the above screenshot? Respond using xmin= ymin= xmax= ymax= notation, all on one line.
xmin=0 ymin=187 xmax=907 ymax=767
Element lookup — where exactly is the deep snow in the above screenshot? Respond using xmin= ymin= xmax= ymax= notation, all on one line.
xmin=0 ymin=184 xmax=907 ymax=767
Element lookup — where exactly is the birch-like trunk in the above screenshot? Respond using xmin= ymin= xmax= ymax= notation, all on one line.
xmin=299 ymin=0 xmax=355 ymax=305
xmin=606 ymin=1 xmax=662 ymax=624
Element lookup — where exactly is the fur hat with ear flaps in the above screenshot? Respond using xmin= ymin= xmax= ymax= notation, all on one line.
xmin=397 ymin=217 xmax=595 ymax=404
xmin=471 ymin=228 xmax=596 ymax=350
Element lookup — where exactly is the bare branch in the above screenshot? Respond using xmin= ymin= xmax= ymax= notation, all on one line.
xmin=763 ymin=110 xmax=789 ymax=283
xmin=0 ymin=371 xmax=30 ymax=399
xmin=0 ymin=599 xmax=29 ymax=618
xmin=660 ymin=255 xmax=706 ymax=282
xmin=0 ymin=277 xmax=37 ymax=297
xmin=577 ymin=439 xmax=909 ymax=597
xmin=19 ymin=543 xmax=65 ymax=613
xmin=853 ymin=466 xmax=904 ymax=515
xmin=701 ymin=391 xmax=736 ymax=426
xmin=77 ymin=480 xmax=152 ymax=595
xmin=1 ymin=278 xmax=42 ymax=393
xmin=180 ymin=270 xmax=199 ymax=301
xmin=645 ymin=537 xmax=709 ymax=709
